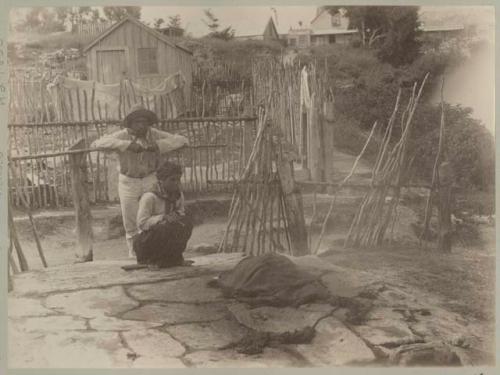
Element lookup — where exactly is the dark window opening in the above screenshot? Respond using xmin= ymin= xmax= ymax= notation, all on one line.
xmin=331 ymin=14 xmax=341 ymax=27
xmin=329 ymin=35 xmax=336 ymax=44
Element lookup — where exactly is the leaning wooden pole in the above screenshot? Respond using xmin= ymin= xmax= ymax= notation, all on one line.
xmin=276 ymin=150 xmax=309 ymax=256
xmin=9 ymin=164 xmax=48 ymax=268
xmin=420 ymin=75 xmax=446 ymax=249
xmin=314 ymin=121 xmax=379 ymax=254
xmin=436 ymin=76 xmax=453 ymax=253
xmin=8 ymin=205 xmax=29 ymax=272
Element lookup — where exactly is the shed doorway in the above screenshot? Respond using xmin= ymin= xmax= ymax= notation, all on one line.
xmin=96 ymin=49 xmax=127 ymax=84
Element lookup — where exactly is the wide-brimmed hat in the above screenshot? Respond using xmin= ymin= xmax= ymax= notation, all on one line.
xmin=123 ymin=104 xmax=158 ymax=127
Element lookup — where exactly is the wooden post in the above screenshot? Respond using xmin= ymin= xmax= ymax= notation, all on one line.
xmin=323 ymin=100 xmax=336 ymax=194
xmin=8 ymin=263 xmax=13 ymax=292
xmin=242 ymin=121 xmax=253 ymax=166
xmin=277 ymin=155 xmax=309 ymax=256
xmin=438 ymin=162 xmax=453 ymax=253
xmin=69 ymin=139 xmax=93 ymax=262
xmin=308 ymin=93 xmax=324 ymax=183
xmin=300 ymin=109 xmax=309 ymax=172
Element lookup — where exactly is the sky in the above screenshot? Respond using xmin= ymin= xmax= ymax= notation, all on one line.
xmin=140 ymin=6 xmax=317 ymax=36
xmin=10 ymin=5 xmax=494 ymax=37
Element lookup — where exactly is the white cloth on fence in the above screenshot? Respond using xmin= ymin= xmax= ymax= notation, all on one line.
xmin=300 ymin=67 xmax=311 ymax=110
xmin=297 ymin=66 xmax=311 ymax=162
xmin=47 ymin=72 xmax=187 ymax=122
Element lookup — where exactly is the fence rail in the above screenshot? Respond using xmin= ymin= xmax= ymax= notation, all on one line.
xmin=8 ymin=117 xmax=257 ymax=209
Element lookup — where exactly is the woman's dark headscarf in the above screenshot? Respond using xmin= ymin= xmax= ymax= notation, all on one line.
xmin=156 ymin=161 xmax=183 ymax=202
xmin=156 ymin=161 xmax=183 ymax=180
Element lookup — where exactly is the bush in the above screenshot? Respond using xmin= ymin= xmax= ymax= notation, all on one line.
xmin=184 ymin=37 xmax=284 ymax=81
xmin=411 ymin=103 xmax=494 ymax=190
xmin=332 ymin=113 xmax=381 ymax=164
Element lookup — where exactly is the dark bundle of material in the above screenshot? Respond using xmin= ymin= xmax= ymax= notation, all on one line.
xmin=213 ymin=253 xmax=330 ymax=307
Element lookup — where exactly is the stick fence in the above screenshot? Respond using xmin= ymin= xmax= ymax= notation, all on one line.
xmin=8 ymin=117 xmax=257 ymax=209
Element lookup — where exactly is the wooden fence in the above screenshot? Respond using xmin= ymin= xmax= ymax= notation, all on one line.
xmin=73 ymin=21 xmax=113 ymax=36
xmin=8 ymin=73 xmax=251 ymax=123
xmin=8 ymin=117 xmax=257 ymax=209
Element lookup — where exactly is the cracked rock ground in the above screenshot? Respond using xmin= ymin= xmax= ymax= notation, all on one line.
xmin=8 ymin=252 xmax=494 ymax=368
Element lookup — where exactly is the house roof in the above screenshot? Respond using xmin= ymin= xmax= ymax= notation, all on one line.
xmin=263 ymin=17 xmax=280 ymax=39
xmin=310 ymin=7 xmax=329 ymax=25
xmin=234 ymin=14 xmax=288 ymax=37
xmin=420 ymin=24 xmax=465 ymax=32
xmin=83 ymin=17 xmax=192 ymax=55
xmin=311 ymin=29 xmax=357 ymax=35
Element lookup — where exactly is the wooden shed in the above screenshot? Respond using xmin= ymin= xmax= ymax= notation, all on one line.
xmin=83 ymin=17 xmax=193 ymax=104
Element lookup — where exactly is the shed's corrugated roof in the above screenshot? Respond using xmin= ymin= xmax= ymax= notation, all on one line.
xmin=83 ymin=17 xmax=192 ymax=55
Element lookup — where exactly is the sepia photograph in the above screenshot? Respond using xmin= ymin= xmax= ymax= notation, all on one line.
xmin=5 ymin=3 xmax=496 ymax=369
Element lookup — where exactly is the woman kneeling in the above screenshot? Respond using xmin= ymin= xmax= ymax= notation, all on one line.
xmin=134 ymin=161 xmax=193 ymax=268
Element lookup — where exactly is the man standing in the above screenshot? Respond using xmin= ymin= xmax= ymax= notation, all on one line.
xmin=91 ymin=104 xmax=188 ymax=257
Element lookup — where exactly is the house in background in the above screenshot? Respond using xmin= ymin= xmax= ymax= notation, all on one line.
xmin=309 ymin=7 xmax=358 ymax=46
xmin=286 ymin=27 xmax=312 ymax=48
xmin=287 ymin=6 xmax=467 ymax=49
xmin=158 ymin=26 xmax=185 ymax=38
xmin=84 ymin=17 xmax=193 ymax=100
xmin=287 ymin=7 xmax=357 ymax=48
xmin=419 ymin=23 xmax=465 ymax=39
xmin=234 ymin=17 xmax=283 ymax=43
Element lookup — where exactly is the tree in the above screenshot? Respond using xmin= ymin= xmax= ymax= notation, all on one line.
xmin=168 ymin=15 xmax=182 ymax=29
xmin=376 ymin=7 xmax=422 ymax=66
xmin=326 ymin=6 xmax=421 ymax=66
xmin=203 ymin=9 xmax=219 ymax=33
xmin=55 ymin=7 xmax=94 ymax=31
xmin=153 ymin=18 xmax=165 ymax=29
xmin=90 ymin=9 xmax=100 ymax=22
xmin=166 ymin=15 xmax=184 ymax=37
xmin=202 ymin=9 xmax=235 ymax=41
xmin=103 ymin=6 xmax=141 ymax=22
xmin=18 ymin=7 xmax=65 ymax=33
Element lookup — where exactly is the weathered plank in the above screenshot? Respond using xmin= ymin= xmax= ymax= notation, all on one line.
xmin=68 ymin=139 xmax=94 ymax=262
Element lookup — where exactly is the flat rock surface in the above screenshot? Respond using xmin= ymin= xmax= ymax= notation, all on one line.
xmin=122 ymin=329 xmax=186 ymax=359
xmin=89 ymin=316 xmax=162 ymax=331
xmin=184 ymin=348 xmax=300 ymax=368
xmin=9 ymin=330 xmax=131 ymax=368
xmin=228 ymin=303 xmax=331 ymax=334
xmin=8 ymin=297 xmax=56 ymax=318
xmin=45 ymin=286 xmax=139 ymax=318
xmin=122 ymin=303 xmax=228 ymax=324
xmin=389 ymin=341 xmax=462 ymax=366
xmin=127 ymin=276 xmax=224 ymax=302
xmin=12 ymin=254 xmax=243 ymax=296
xmin=294 ymin=317 xmax=377 ymax=366
xmin=165 ymin=318 xmax=248 ymax=350
xmin=11 ymin=315 xmax=87 ymax=332
xmin=131 ymin=357 xmax=186 ymax=368
xmin=353 ymin=318 xmax=422 ymax=347
xmin=8 ymin=252 xmax=491 ymax=368
xmin=320 ymin=271 xmax=372 ymax=298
